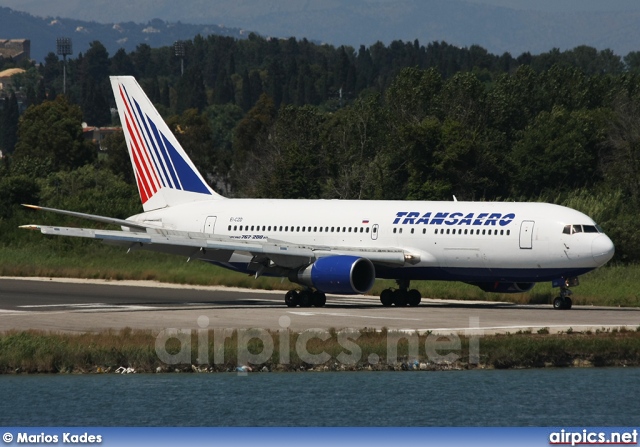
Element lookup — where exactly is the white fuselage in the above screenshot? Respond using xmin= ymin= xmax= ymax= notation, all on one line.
xmin=129 ymin=198 xmax=614 ymax=284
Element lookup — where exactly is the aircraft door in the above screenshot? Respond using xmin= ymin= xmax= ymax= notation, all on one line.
xmin=204 ymin=216 xmax=217 ymax=235
xmin=371 ymin=224 xmax=379 ymax=240
xmin=519 ymin=220 xmax=534 ymax=249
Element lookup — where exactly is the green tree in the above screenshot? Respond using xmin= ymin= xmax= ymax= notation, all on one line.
xmin=0 ymin=92 xmax=19 ymax=154
xmin=12 ymin=96 xmax=96 ymax=177
xmin=81 ymin=41 xmax=111 ymax=126
xmin=509 ymin=106 xmax=607 ymax=197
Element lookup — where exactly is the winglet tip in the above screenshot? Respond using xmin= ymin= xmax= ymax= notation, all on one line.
xmin=22 ymin=204 xmax=40 ymax=210
xmin=19 ymin=225 xmax=40 ymax=230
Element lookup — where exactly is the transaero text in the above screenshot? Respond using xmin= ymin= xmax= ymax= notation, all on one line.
xmin=16 ymin=432 xmax=102 ymax=444
xmin=393 ymin=212 xmax=516 ymax=226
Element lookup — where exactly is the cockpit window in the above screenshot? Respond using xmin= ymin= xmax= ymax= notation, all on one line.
xmin=563 ymin=224 xmax=602 ymax=235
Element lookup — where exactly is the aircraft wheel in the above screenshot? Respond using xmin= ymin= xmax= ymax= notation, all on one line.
xmin=299 ymin=290 xmax=314 ymax=308
xmin=380 ymin=289 xmax=393 ymax=307
xmin=312 ymin=291 xmax=327 ymax=307
xmin=393 ymin=290 xmax=407 ymax=306
xmin=564 ymin=297 xmax=572 ymax=310
xmin=407 ymin=289 xmax=421 ymax=307
xmin=285 ymin=290 xmax=300 ymax=307
xmin=553 ymin=297 xmax=563 ymax=309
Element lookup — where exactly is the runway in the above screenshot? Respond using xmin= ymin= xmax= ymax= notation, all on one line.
xmin=1 ymin=277 xmax=639 ymax=334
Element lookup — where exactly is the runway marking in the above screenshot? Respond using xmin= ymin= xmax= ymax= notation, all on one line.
xmin=16 ymin=303 xmax=164 ymax=312
xmin=19 ymin=303 xmax=113 ymax=308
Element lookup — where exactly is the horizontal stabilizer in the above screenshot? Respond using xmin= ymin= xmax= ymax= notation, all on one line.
xmin=22 ymin=204 xmax=158 ymax=231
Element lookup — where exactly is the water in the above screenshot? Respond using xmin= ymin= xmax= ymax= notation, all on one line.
xmin=1 ymin=368 xmax=638 ymax=426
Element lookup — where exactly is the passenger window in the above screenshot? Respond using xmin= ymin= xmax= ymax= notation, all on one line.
xmin=366 ymin=228 xmax=370 ymax=233
xmin=411 ymin=228 xmax=414 ymax=234
xmin=228 ymin=225 xmax=231 ymax=231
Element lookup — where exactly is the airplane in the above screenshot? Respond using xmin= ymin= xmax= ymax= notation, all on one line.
xmin=21 ymin=76 xmax=615 ymax=310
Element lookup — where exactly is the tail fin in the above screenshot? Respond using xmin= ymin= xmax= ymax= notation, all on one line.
xmin=110 ymin=76 xmax=224 ymax=211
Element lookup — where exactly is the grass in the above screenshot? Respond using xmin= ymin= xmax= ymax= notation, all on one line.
xmin=2 ymin=328 xmax=640 ymax=374
xmin=1 ymin=241 xmax=640 ymax=306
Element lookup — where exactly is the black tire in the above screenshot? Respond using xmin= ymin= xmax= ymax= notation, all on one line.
xmin=285 ymin=290 xmax=299 ymax=307
xmin=564 ymin=297 xmax=572 ymax=310
xmin=312 ymin=291 xmax=327 ymax=307
xmin=407 ymin=289 xmax=421 ymax=307
xmin=299 ymin=291 xmax=313 ymax=308
xmin=553 ymin=297 xmax=563 ymax=309
xmin=380 ymin=289 xmax=393 ymax=307
xmin=393 ymin=290 xmax=407 ymax=306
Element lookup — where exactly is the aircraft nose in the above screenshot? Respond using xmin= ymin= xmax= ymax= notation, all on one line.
xmin=592 ymin=235 xmax=615 ymax=265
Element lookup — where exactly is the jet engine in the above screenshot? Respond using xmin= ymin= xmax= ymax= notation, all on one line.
xmin=289 ymin=256 xmax=376 ymax=294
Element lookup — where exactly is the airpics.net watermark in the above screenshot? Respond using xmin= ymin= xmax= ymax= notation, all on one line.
xmin=154 ymin=315 xmax=483 ymax=373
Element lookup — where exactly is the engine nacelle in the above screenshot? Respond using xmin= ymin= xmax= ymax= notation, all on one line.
xmin=289 ymin=256 xmax=376 ymax=295
xmin=471 ymin=282 xmax=536 ymax=294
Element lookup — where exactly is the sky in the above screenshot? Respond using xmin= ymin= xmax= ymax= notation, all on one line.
xmin=465 ymin=0 xmax=640 ymax=12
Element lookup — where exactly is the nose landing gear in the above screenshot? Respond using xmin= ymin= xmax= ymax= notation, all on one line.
xmin=553 ymin=287 xmax=573 ymax=310
xmin=552 ymin=277 xmax=578 ymax=310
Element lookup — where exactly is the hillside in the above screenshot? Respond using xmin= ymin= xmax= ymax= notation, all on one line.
xmin=0 ymin=7 xmax=249 ymax=62
xmin=3 ymin=1 xmax=640 ymax=57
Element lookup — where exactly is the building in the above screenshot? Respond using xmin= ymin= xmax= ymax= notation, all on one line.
xmin=0 ymin=67 xmax=26 ymax=91
xmin=0 ymin=39 xmax=31 ymax=62
xmin=82 ymin=124 xmax=122 ymax=151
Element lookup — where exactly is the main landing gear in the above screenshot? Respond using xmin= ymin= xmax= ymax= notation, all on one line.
xmin=379 ymin=279 xmax=422 ymax=307
xmin=553 ymin=286 xmax=573 ymax=310
xmin=284 ymin=289 xmax=327 ymax=308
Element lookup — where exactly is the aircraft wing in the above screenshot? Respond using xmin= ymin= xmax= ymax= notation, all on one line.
xmin=20 ymin=223 xmax=413 ymax=272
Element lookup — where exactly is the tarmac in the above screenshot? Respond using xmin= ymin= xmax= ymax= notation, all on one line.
xmin=1 ymin=277 xmax=639 ymax=334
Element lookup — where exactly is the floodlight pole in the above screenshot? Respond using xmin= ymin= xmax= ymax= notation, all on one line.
xmin=56 ymin=37 xmax=73 ymax=95
xmin=174 ymin=41 xmax=185 ymax=76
